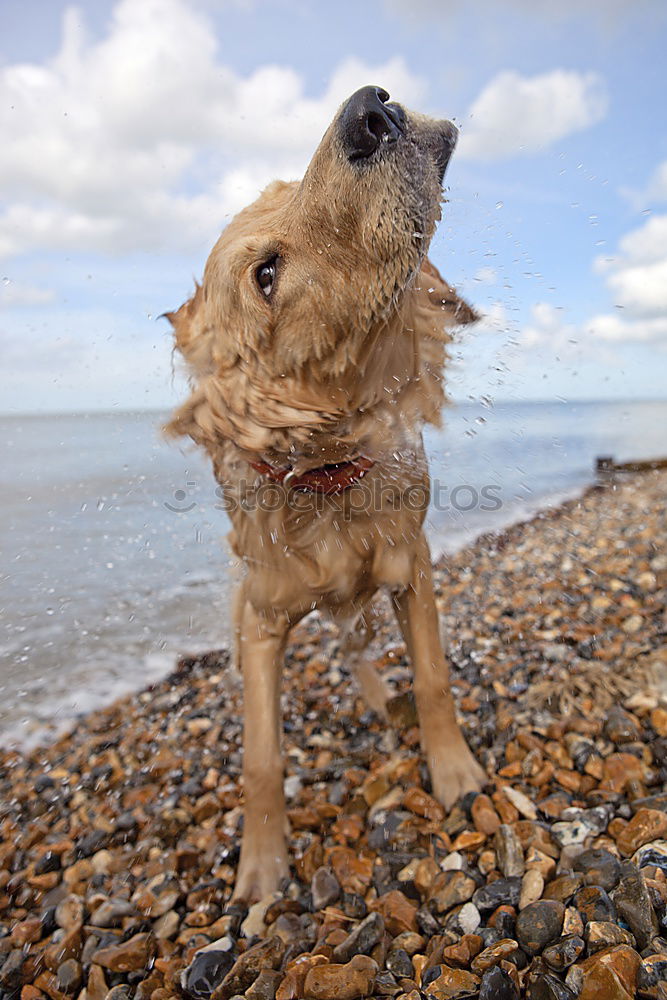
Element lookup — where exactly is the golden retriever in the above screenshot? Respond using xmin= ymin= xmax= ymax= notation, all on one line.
xmin=166 ymin=85 xmax=484 ymax=901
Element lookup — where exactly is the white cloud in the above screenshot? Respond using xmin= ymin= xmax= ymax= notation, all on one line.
xmin=459 ymin=70 xmax=608 ymax=161
xmin=590 ymin=211 xmax=667 ymax=336
xmin=518 ymin=302 xmax=577 ymax=350
xmin=0 ymin=280 xmax=56 ymax=308
xmin=0 ymin=0 xmax=426 ymax=260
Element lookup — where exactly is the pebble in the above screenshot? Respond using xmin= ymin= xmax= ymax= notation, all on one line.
xmin=332 ymin=912 xmax=384 ymax=962
xmin=495 ymin=824 xmax=525 ymax=878
xmin=311 ymin=867 xmax=341 ymax=910
xmin=519 ymin=869 xmax=544 ymax=909
xmin=515 ymin=901 xmax=565 ymax=955
xmin=542 ymin=934 xmax=585 ymax=971
xmin=303 ymin=955 xmax=377 ymax=1000
xmin=572 ymin=848 xmax=622 ymax=891
xmin=1 ymin=470 xmax=666 ymax=1000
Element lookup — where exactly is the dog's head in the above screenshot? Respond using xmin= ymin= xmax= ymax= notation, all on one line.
xmin=168 ymin=87 xmax=467 ymax=380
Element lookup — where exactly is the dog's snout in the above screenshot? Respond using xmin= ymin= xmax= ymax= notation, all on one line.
xmin=340 ymin=86 xmax=405 ymax=161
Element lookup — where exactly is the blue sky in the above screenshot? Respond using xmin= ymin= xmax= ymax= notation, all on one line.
xmin=1 ymin=0 xmax=666 ymax=413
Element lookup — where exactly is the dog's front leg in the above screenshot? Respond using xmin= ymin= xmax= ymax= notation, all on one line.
xmin=393 ymin=532 xmax=485 ymax=809
xmin=233 ymin=599 xmax=290 ymax=902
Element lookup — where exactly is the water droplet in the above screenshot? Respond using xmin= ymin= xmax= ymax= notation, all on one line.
xmin=495 ymin=201 xmax=504 ymax=210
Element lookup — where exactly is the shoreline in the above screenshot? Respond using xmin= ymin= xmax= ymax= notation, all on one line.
xmin=1 ymin=476 xmax=595 ymax=753
xmin=1 ymin=468 xmax=666 ymax=999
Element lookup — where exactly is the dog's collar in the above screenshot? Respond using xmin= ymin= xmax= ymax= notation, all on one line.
xmin=250 ymin=455 xmax=374 ymax=494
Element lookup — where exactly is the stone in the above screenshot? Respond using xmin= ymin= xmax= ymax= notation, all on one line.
xmin=572 ymin=848 xmax=622 ymax=891
xmin=585 ymin=920 xmax=634 ymax=952
xmin=617 ymin=809 xmax=667 ymax=857
xmin=573 ymin=885 xmax=617 ymax=923
xmin=54 ymin=897 xmax=83 ymax=931
xmin=370 ymin=890 xmax=417 ymax=935
xmin=633 ymin=840 xmax=667 ymax=873
xmin=303 ymin=955 xmax=377 ymax=1000
xmin=502 ymin=786 xmax=537 ymax=820
xmin=612 ymin=867 xmax=658 ymax=949
xmin=311 ymin=867 xmax=341 ymax=910
xmin=495 ymin=825 xmax=525 ymax=878
xmin=276 ymin=955 xmax=328 ymax=1000
xmin=89 ymin=899 xmax=137 ymax=928
xmin=543 ymin=874 xmax=583 ymax=904
xmin=604 ymin=706 xmax=640 ymax=744
xmin=439 ymin=935 xmax=483 ymax=969
xmin=181 ymin=949 xmax=236 ymax=1000
xmin=214 ymin=937 xmax=286 ymax=1000
xmin=519 ymin=869 xmax=544 ymax=910
xmin=332 ymin=912 xmax=384 ymax=962
xmin=456 ymin=902 xmax=481 ymax=935
xmin=515 ymin=900 xmax=565 ymax=955
xmin=429 ymin=871 xmax=477 ymax=913
xmin=385 ymin=948 xmax=413 ymax=979
xmin=470 ymin=938 xmax=518 ymax=973
xmin=55 ymin=960 xmax=82 ymax=995
xmin=92 ymin=932 xmax=156 ymax=973
xmin=421 ymin=965 xmax=480 ymax=998
xmin=542 ymin=934 xmax=585 ymax=972
xmin=478 ymin=966 xmax=519 ymax=1000
xmin=245 ymin=969 xmax=283 ymax=1000
xmin=472 ymin=795 xmax=502 ymax=836
xmin=578 ymin=945 xmax=641 ymax=1000
xmin=528 ymin=973 xmax=577 ymax=999
xmin=473 ymin=878 xmax=522 ymax=913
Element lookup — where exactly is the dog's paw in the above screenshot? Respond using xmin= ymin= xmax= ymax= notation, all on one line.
xmin=430 ymin=741 xmax=486 ymax=811
xmin=232 ymin=850 xmax=290 ymax=904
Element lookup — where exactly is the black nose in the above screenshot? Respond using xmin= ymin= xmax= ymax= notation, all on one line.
xmin=340 ymin=86 xmax=405 ymax=161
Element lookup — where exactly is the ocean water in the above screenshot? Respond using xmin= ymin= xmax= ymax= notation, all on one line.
xmin=2 ymin=399 xmax=666 ymax=746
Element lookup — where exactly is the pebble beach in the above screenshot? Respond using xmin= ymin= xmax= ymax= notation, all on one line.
xmin=1 ymin=469 xmax=666 ymax=1000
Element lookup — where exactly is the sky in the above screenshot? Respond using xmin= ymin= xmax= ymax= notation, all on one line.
xmin=0 ymin=0 xmax=666 ymax=414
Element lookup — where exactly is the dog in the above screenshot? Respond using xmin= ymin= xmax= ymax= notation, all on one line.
xmin=166 ymin=85 xmax=485 ymax=901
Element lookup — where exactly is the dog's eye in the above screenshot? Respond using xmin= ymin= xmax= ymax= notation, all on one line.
xmin=256 ymin=259 xmax=276 ymax=297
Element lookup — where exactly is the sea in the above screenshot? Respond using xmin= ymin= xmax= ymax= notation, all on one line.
xmin=2 ymin=399 xmax=666 ymax=747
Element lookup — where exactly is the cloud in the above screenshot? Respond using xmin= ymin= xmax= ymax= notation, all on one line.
xmin=0 ymin=280 xmax=56 ymax=308
xmin=458 ymin=70 xmax=608 ymax=161
xmin=518 ymin=302 xmax=577 ymax=351
xmin=591 ymin=211 xmax=667 ymax=336
xmin=0 ymin=0 xmax=426 ymax=260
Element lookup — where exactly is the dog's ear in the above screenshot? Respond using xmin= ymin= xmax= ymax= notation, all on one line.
xmin=163 ymin=282 xmax=216 ymax=376
xmin=417 ymin=257 xmax=478 ymax=337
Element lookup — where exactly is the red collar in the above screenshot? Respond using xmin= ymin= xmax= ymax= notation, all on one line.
xmin=250 ymin=455 xmax=374 ymax=494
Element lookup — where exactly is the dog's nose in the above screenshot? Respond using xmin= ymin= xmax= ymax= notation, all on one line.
xmin=340 ymin=86 xmax=405 ymax=161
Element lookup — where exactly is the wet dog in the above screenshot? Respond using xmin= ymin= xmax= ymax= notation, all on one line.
xmin=166 ymin=86 xmax=484 ymax=901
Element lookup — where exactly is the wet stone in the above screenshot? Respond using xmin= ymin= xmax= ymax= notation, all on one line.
xmin=311 ymin=867 xmax=341 ymax=910
xmin=478 ymin=965 xmax=520 ymax=1000
xmin=429 ymin=871 xmax=477 ymax=913
xmin=585 ymin=920 xmax=635 ymax=952
xmin=543 ymin=874 xmax=583 ymax=904
xmin=332 ymin=912 xmax=384 ymax=962
xmin=55 ymin=959 xmax=82 ymax=995
xmin=516 ymin=900 xmax=565 ymax=955
xmin=574 ymin=885 xmax=617 ymax=923
xmin=214 ymin=937 xmax=285 ymax=1000
xmin=604 ymin=706 xmax=641 ymax=745
xmin=572 ymin=848 xmax=622 ymax=891
xmin=303 ymin=955 xmax=378 ymax=1000
xmin=181 ymin=949 xmax=236 ymax=1000
xmin=495 ymin=825 xmax=525 ymax=878
xmin=612 ymin=867 xmax=658 ymax=950
xmin=542 ymin=934 xmax=585 ymax=972
xmin=473 ymin=877 xmax=522 ymax=913
xmin=385 ymin=948 xmax=413 ymax=979
xmin=527 ymin=973 xmax=577 ymax=1000
xmin=422 ymin=965 xmax=480 ymax=998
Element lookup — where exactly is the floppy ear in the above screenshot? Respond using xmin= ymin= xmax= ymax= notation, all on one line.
xmin=417 ymin=257 xmax=478 ymax=336
xmin=163 ymin=282 xmax=216 ymax=377
xmin=404 ymin=257 xmax=478 ymax=426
